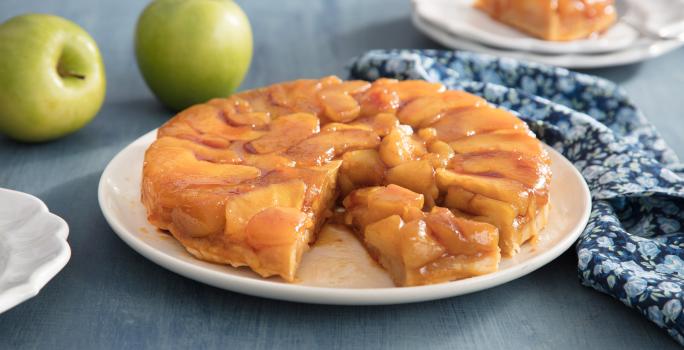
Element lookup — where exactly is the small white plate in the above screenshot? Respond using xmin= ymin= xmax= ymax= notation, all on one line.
xmin=412 ymin=11 xmax=684 ymax=69
xmin=98 ymin=130 xmax=591 ymax=305
xmin=0 ymin=189 xmax=71 ymax=313
xmin=414 ymin=0 xmax=639 ymax=55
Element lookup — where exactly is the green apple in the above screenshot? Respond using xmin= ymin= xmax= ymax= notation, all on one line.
xmin=0 ymin=14 xmax=106 ymax=142
xmin=135 ymin=0 xmax=253 ymax=111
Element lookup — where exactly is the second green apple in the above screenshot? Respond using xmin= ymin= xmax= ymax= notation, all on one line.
xmin=135 ymin=0 xmax=253 ymax=111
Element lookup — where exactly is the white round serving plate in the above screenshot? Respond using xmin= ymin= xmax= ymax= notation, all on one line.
xmin=412 ymin=11 xmax=684 ymax=69
xmin=99 ymin=129 xmax=591 ymax=305
xmin=0 ymin=189 xmax=71 ymax=313
xmin=413 ymin=0 xmax=639 ymax=55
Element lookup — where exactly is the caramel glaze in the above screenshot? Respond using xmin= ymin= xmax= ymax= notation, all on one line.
xmin=142 ymin=76 xmax=551 ymax=284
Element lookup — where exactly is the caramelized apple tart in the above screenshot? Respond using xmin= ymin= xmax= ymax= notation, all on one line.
xmin=141 ymin=76 xmax=551 ymax=286
xmin=475 ymin=0 xmax=617 ymax=41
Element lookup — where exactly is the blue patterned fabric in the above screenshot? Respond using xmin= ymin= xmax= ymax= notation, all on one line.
xmin=348 ymin=49 xmax=684 ymax=344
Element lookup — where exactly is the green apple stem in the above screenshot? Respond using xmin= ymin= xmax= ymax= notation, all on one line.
xmin=56 ymin=43 xmax=87 ymax=81
xmin=57 ymin=65 xmax=85 ymax=80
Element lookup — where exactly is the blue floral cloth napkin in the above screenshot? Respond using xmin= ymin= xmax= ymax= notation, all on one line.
xmin=348 ymin=49 xmax=684 ymax=344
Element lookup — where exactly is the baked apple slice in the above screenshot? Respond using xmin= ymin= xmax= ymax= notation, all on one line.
xmin=389 ymin=80 xmax=446 ymax=102
xmin=286 ymin=129 xmax=380 ymax=166
xmin=350 ymin=113 xmax=400 ymax=137
xmin=338 ymin=149 xmax=386 ymax=197
xmin=318 ymin=80 xmax=370 ymax=122
xmin=344 ymin=184 xmax=425 ymax=231
xmin=444 ymin=186 xmax=526 ymax=256
xmin=385 ymin=159 xmax=439 ymax=208
xmin=427 ymin=106 xmax=529 ymax=142
xmin=246 ymin=113 xmax=320 ymax=154
xmin=436 ymin=168 xmax=531 ymax=214
xmin=172 ymin=104 xmax=266 ymax=141
xmin=450 ymin=150 xmax=551 ymax=205
xmin=397 ymin=90 xmax=486 ymax=127
xmin=449 ymin=129 xmax=548 ymax=160
xmin=378 ymin=127 xmax=427 ymax=167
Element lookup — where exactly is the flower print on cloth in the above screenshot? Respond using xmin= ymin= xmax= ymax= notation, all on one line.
xmin=348 ymin=49 xmax=684 ymax=345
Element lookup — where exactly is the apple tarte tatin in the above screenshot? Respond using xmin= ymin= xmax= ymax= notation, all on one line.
xmin=141 ymin=76 xmax=551 ymax=286
xmin=475 ymin=0 xmax=617 ymax=41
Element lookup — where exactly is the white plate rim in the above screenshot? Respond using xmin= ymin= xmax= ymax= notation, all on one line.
xmin=98 ymin=129 xmax=591 ymax=305
xmin=0 ymin=188 xmax=71 ymax=313
xmin=412 ymin=0 xmax=640 ymax=55
xmin=412 ymin=11 xmax=684 ymax=69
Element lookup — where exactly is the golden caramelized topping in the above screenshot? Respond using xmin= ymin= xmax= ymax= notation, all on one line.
xmin=142 ymin=76 xmax=551 ymax=285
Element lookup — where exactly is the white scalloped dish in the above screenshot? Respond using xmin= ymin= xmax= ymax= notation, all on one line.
xmin=0 ymin=189 xmax=71 ymax=313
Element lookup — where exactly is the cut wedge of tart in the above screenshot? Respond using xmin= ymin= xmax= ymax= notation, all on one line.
xmin=141 ymin=76 xmax=551 ymax=284
xmin=474 ymin=0 xmax=617 ymax=41
xmin=343 ymin=185 xmax=500 ymax=286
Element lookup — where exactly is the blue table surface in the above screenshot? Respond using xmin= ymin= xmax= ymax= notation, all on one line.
xmin=2 ymin=1 xmax=684 ymax=349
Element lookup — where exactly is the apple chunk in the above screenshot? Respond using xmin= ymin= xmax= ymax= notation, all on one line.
xmin=378 ymin=127 xmax=426 ymax=167
xmin=450 ymin=151 xmax=551 ymax=192
xmin=245 ymin=207 xmax=309 ymax=249
xmin=425 ymin=207 xmax=499 ymax=256
xmin=224 ymin=180 xmax=306 ymax=241
xmin=449 ymin=129 xmax=546 ymax=158
xmin=169 ymin=188 xmax=235 ymax=238
xmin=153 ymin=136 xmax=241 ymax=164
xmin=390 ymin=80 xmax=445 ymax=101
xmin=428 ymin=106 xmax=528 ymax=142
xmin=444 ymin=187 xmax=521 ymax=256
xmin=340 ymin=149 xmax=386 ymax=188
xmin=364 ymin=214 xmax=404 ymax=260
xmin=436 ymin=168 xmax=530 ymax=214
xmin=177 ymin=104 xmax=266 ymax=141
xmin=343 ymin=184 xmax=424 ymax=232
xmin=444 ymin=186 xmax=518 ymax=233
xmin=367 ymin=184 xmax=425 ymax=218
xmin=318 ymin=81 xmax=369 ymax=122
xmin=144 ymin=140 xmax=262 ymax=186
xmin=286 ymin=129 xmax=380 ymax=166
xmin=207 ymin=96 xmax=272 ymax=128
xmin=399 ymin=219 xmax=446 ymax=269
xmin=350 ymin=113 xmax=399 ymax=137
xmin=247 ymin=113 xmax=319 ymax=154
xmin=397 ymin=90 xmax=485 ymax=128
xmin=357 ymin=80 xmax=401 ymax=117
xmin=385 ymin=159 xmax=438 ymax=207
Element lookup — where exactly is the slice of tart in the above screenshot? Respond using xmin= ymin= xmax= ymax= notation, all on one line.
xmin=143 ymin=135 xmax=341 ymax=281
xmin=475 ymin=0 xmax=617 ymax=41
xmin=343 ymin=184 xmax=500 ymax=286
xmin=436 ymin=148 xmax=551 ymax=256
